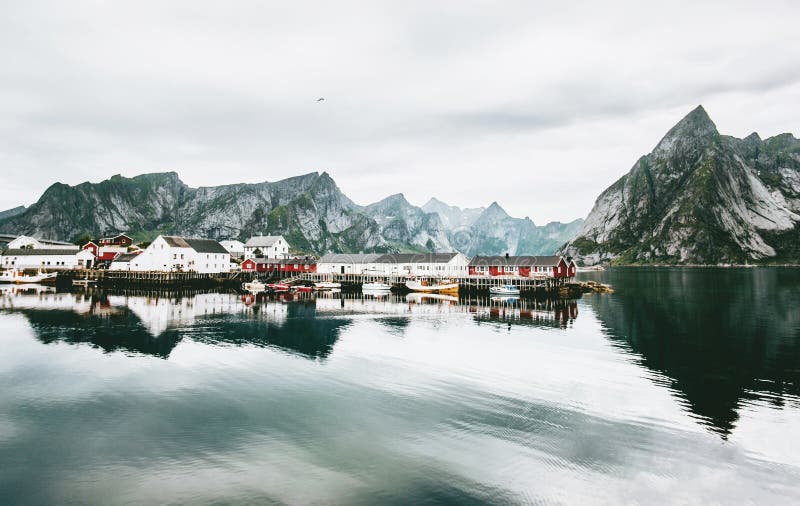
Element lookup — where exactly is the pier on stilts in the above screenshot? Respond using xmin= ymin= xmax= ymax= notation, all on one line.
xmin=56 ymin=270 xmax=599 ymax=298
xmin=56 ymin=269 xmax=241 ymax=289
xmin=286 ymin=272 xmax=574 ymax=297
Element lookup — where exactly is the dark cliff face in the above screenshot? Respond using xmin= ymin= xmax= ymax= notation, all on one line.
xmin=564 ymin=106 xmax=800 ymax=265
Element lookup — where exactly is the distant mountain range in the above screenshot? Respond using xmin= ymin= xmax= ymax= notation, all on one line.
xmin=562 ymin=106 xmax=800 ymax=264
xmin=5 ymin=105 xmax=795 ymax=264
xmin=0 ymin=172 xmax=581 ymax=256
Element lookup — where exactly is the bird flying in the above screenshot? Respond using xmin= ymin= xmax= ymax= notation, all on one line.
xmin=316 ymin=97 xmax=325 ymax=102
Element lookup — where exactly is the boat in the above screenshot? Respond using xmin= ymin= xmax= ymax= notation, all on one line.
xmin=489 ymin=284 xmax=521 ymax=295
xmin=314 ymin=281 xmax=342 ymax=290
xmin=405 ymin=278 xmax=459 ymax=294
xmin=242 ymin=280 xmax=267 ymax=293
xmin=362 ymin=281 xmax=391 ymax=291
xmin=72 ymin=279 xmax=97 ymax=287
xmin=267 ymin=283 xmax=290 ymax=292
xmin=0 ymin=269 xmax=58 ymax=284
xmin=293 ymin=285 xmax=312 ymax=293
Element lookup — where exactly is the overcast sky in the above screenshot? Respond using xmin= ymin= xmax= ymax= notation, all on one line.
xmin=1 ymin=1 xmax=798 ymax=223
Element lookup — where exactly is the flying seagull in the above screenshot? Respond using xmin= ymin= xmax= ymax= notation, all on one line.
xmin=316 ymin=97 xmax=325 ymax=102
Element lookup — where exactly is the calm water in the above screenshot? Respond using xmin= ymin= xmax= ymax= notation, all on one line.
xmin=1 ymin=268 xmax=799 ymax=504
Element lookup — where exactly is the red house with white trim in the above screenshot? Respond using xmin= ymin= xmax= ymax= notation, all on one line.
xmin=468 ymin=255 xmax=573 ymax=278
xmin=82 ymin=233 xmax=133 ymax=262
xmin=99 ymin=234 xmax=133 ymax=247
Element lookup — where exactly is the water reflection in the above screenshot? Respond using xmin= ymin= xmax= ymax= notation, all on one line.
xmin=2 ymin=276 xmax=800 ymax=503
xmin=0 ymin=288 xmax=578 ymax=361
xmin=582 ymin=267 xmax=800 ymax=437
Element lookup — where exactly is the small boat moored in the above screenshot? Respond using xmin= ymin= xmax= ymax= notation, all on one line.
xmin=0 ymin=269 xmax=58 ymax=285
xmin=267 ymin=283 xmax=290 ymax=292
xmin=242 ymin=280 xmax=267 ymax=293
xmin=489 ymin=284 xmax=521 ymax=296
xmin=405 ymin=278 xmax=459 ymax=294
xmin=314 ymin=281 xmax=342 ymax=290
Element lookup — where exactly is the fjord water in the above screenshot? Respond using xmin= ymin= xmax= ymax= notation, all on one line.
xmin=1 ymin=269 xmax=799 ymax=504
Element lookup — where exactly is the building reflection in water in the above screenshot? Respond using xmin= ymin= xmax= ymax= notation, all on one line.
xmin=0 ymin=287 xmax=579 ymax=360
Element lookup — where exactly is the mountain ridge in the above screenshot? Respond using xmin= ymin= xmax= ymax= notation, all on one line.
xmin=0 ymin=171 xmax=581 ymax=256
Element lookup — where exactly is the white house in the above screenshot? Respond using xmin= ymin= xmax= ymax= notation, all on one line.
xmin=317 ymin=252 xmax=470 ymax=277
xmin=371 ymin=253 xmax=470 ymax=277
xmin=219 ymin=240 xmax=245 ymax=259
xmin=129 ymin=236 xmax=231 ymax=273
xmin=316 ymin=253 xmax=384 ymax=275
xmin=243 ymin=236 xmax=289 ymax=260
xmin=109 ymin=252 xmax=141 ymax=271
xmin=7 ymin=235 xmax=79 ymax=251
xmin=1 ymin=248 xmax=95 ymax=270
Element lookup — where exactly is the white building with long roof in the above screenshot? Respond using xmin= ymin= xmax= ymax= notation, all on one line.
xmin=129 ymin=235 xmax=231 ymax=273
xmin=243 ymin=236 xmax=289 ymax=260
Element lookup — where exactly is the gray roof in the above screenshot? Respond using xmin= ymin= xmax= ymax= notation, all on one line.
xmin=2 ymin=248 xmax=80 ymax=257
xmin=374 ymin=253 xmax=459 ymax=264
xmin=161 ymin=236 xmax=228 ymax=254
xmin=38 ymin=238 xmax=76 ymax=246
xmin=468 ymin=255 xmax=564 ymax=267
xmin=318 ymin=253 xmax=383 ymax=264
xmin=244 ymin=236 xmax=283 ymax=247
xmin=162 ymin=236 xmax=192 ymax=248
xmin=112 ymin=252 xmax=140 ymax=262
xmin=184 ymin=238 xmax=229 ymax=254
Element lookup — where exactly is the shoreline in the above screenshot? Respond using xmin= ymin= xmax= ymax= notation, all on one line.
xmin=582 ymin=263 xmax=800 ymax=268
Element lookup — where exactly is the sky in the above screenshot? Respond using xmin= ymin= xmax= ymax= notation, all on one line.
xmin=0 ymin=0 xmax=798 ymax=224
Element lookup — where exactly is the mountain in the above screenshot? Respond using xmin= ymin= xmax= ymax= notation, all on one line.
xmin=421 ymin=198 xmax=484 ymax=229
xmin=458 ymin=202 xmax=583 ymax=256
xmin=0 ymin=172 xmax=376 ymax=253
xmin=0 ymin=206 xmax=26 ymax=221
xmin=418 ymin=199 xmax=583 ymax=256
xmin=562 ymin=106 xmax=800 ymax=265
xmin=362 ymin=194 xmax=452 ymax=252
xmin=0 ymin=172 xmax=453 ymax=254
xmin=0 ymin=171 xmax=582 ymax=256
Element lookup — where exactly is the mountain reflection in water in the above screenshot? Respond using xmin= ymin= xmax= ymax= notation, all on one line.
xmin=581 ymin=267 xmax=800 ymax=437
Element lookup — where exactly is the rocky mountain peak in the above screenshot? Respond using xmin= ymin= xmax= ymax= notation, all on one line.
xmin=654 ymin=105 xmax=719 ymax=156
xmin=422 ymin=197 xmax=448 ymax=209
xmin=371 ymin=193 xmax=411 ymax=209
xmin=481 ymin=201 xmax=509 ymax=220
xmin=563 ymin=106 xmax=800 ymax=265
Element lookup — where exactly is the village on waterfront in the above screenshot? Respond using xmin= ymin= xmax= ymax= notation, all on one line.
xmin=0 ymin=232 xmax=607 ymax=297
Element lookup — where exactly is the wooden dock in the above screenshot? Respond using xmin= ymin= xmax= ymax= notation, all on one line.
xmin=57 ymin=269 xmax=241 ymax=288
xmin=56 ymin=270 xmax=588 ymax=298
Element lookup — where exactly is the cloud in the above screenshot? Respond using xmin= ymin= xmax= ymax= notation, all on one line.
xmin=0 ymin=0 xmax=798 ymax=222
